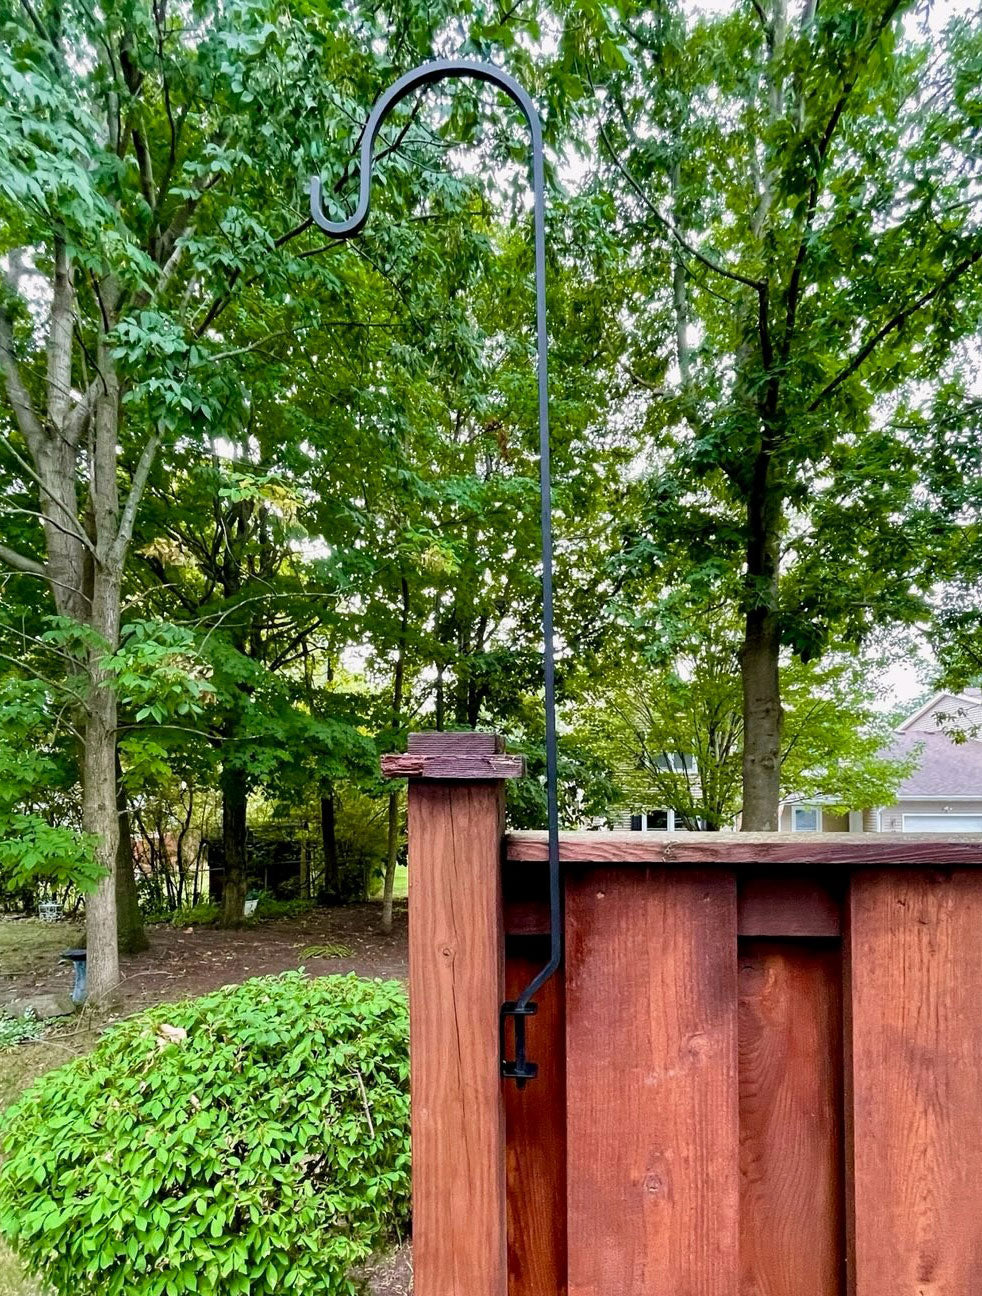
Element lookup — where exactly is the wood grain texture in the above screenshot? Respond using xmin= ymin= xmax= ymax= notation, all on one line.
xmin=507 ymin=831 xmax=982 ymax=868
xmin=848 ymin=870 xmax=982 ymax=1296
xmin=737 ymin=875 xmax=842 ymax=937
xmin=739 ymin=941 xmax=844 ymax=1296
xmin=507 ymin=873 xmax=845 ymax=938
xmin=409 ymin=730 xmax=505 ymax=754
xmin=408 ymin=781 xmax=508 ymax=1296
xmin=505 ymin=939 xmax=567 ymax=1296
xmin=383 ymin=752 xmax=525 ymax=780
xmin=565 ymin=868 xmax=739 ymax=1296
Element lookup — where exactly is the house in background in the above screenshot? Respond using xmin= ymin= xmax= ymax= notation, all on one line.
xmin=621 ymin=690 xmax=982 ymax=834
xmin=778 ymin=689 xmax=982 ymax=834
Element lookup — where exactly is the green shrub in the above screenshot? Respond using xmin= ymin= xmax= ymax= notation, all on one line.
xmin=0 ymin=973 xmax=410 ymax=1296
xmin=254 ymin=896 xmax=314 ymax=921
xmin=168 ymin=901 xmax=220 ymax=927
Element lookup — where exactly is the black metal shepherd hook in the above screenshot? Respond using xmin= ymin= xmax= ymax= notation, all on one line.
xmin=310 ymin=58 xmax=560 ymax=1085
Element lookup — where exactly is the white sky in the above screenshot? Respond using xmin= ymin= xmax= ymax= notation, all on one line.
xmin=690 ymin=0 xmax=979 ymax=28
xmin=880 ymin=648 xmax=935 ymax=707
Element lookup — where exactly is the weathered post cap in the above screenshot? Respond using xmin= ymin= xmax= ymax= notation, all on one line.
xmin=381 ymin=731 xmax=525 ymax=780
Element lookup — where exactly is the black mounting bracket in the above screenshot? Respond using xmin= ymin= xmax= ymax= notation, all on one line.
xmin=501 ymin=1000 xmax=539 ymax=1088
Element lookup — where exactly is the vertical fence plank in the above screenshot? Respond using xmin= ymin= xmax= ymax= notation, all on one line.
xmin=407 ymin=774 xmax=508 ymax=1296
xmin=505 ymin=939 xmax=567 ymax=1296
xmin=848 ymin=869 xmax=982 ymax=1295
xmin=565 ymin=867 xmax=739 ymax=1296
xmin=738 ymin=940 xmax=844 ymax=1296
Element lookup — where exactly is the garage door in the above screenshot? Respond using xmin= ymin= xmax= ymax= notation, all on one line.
xmin=903 ymin=814 xmax=982 ymax=832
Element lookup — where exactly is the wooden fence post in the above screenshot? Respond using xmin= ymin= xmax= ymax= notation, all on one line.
xmin=382 ymin=732 xmax=524 ymax=1296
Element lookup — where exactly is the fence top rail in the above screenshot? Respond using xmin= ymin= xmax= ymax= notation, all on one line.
xmin=505 ymin=830 xmax=982 ymax=868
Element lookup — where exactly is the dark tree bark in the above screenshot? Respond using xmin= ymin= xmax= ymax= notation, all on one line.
xmin=220 ymin=764 xmax=248 ymax=926
xmin=115 ymin=751 xmax=148 ymax=954
xmin=320 ymin=791 xmax=340 ymax=903
xmin=381 ymin=577 xmax=410 ymax=934
xmin=740 ymin=451 xmax=783 ymax=831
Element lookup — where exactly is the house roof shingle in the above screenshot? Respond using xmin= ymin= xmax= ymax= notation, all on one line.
xmin=890 ymin=730 xmax=982 ymax=799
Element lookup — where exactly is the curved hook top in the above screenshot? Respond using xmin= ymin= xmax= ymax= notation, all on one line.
xmin=309 ymin=58 xmax=543 ymax=236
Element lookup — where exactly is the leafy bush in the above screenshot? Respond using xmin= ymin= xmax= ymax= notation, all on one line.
xmin=0 ymin=973 xmax=410 ymax=1296
xmin=325 ymin=791 xmax=390 ymax=904
xmin=0 ymin=680 xmax=101 ymax=895
xmin=167 ymin=901 xmax=220 ymax=927
xmin=254 ymin=895 xmax=313 ymax=921
xmin=0 ymin=1012 xmax=44 ymax=1050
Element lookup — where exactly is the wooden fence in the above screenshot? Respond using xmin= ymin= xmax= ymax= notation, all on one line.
xmin=382 ymin=731 xmax=982 ymax=1296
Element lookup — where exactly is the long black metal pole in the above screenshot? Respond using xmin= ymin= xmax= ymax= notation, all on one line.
xmin=310 ymin=58 xmax=559 ymax=1083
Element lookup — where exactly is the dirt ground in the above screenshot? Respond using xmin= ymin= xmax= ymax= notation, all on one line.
xmin=0 ymin=903 xmax=411 ymax=1296
xmin=3 ymin=902 xmax=408 ymax=1012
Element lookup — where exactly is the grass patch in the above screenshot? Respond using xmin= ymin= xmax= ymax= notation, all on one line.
xmin=0 ymin=1025 xmax=97 ymax=1112
xmin=368 ymin=866 xmax=408 ymax=902
xmin=0 ymin=920 xmax=81 ymax=979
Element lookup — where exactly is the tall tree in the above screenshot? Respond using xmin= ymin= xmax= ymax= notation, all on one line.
xmin=0 ymin=0 xmax=526 ymax=989
xmin=568 ymin=0 xmax=982 ymax=826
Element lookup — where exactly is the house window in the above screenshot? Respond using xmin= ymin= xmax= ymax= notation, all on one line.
xmin=630 ymin=810 xmax=674 ymax=831
xmin=653 ymin=753 xmax=697 ymax=774
xmin=792 ymin=805 xmax=821 ymax=832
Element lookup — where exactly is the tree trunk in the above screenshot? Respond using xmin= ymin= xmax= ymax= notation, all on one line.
xmin=320 ymin=791 xmax=340 ymax=903
xmin=381 ymin=790 xmax=401 ymax=933
xmin=83 ymin=575 xmax=122 ymax=1001
xmin=381 ymin=576 xmax=409 ymax=933
xmin=435 ymin=664 xmax=445 ymax=731
xmin=220 ymin=765 xmax=248 ymax=926
xmin=300 ymin=827 xmax=310 ymax=899
xmin=740 ymin=453 xmax=783 ymax=831
xmin=115 ymin=750 xmax=148 ymax=954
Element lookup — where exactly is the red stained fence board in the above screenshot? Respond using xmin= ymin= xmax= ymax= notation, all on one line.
xmin=565 ymin=868 xmax=739 ymax=1296
xmin=848 ymin=870 xmax=982 ymax=1295
xmin=739 ymin=940 xmax=844 ymax=1296
xmin=407 ymin=780 xmax=508 ymax=1296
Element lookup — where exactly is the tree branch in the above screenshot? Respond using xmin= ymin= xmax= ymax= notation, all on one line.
xmin=111 ymin=431 xmax=162 ymax=566
xmin=594 ymin=109 xmax=766 ymax=292
xmin=781 ymin=0 xmax=907 ymax=358
xmin=0 ymin=541 xmax=47 ymax=578
xmin=64 ymin=380 xmax=100 ymax=443
xmin=0 ymin=504 xmax=91 ymax=550
xmin=0 ymin=433 xmax=94 ymax=549
xmin=808 ymin=243 xmax=982 ymax=411
xmin=0 ymin=298 xmax=44 ymax=456
xmin=0 ymin=564 xmax=87 ymax=602
xmin=46 ymin=238 xmax=74 ymax=431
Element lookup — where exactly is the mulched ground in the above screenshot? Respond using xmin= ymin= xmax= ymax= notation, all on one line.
xmin=5 ymin=902 xmax=408 ymax=1014
xmin=354 ymin=1246 xmax=413 ymax=1295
